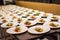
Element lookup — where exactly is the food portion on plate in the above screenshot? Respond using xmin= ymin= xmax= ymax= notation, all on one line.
xmin=2 ymin=19 xmax=7 ymax=23
xmin=51 ymin=16 xmax=58 ymax=21
xmin=23 ymin=9 xmax=28 ymax=12
xmin=15 ymin=11 xmax=19 ymax=14
xmin=6 ymin=23 xmax=13 ymax=27
xmin=34 ymin=27 xmax=43 ymax=32
xmin=17 ymin=12 xmax=23 ymax=16
xmin=12 ymin=15 xmax=17 ymax=19
xmin=28 ymin=16 xmax=36 ymax=20
xmin=26 ymin=14 xmax=30 ymax=17
xmin=24 ymin=21 xmax=31 ymax=26
xmin=38 ymin=19 xmax=45 ymax=24
xmin=0 ymin=14 xmax=3 ymax=17
xmin=22 ymin=14 xmax=30 ymax=18
xmin=34 ymin=12 xmax=40 ymax=16
xmin=41 ymin=13 xmax=48 ymax=18
xmin=1 ymin=17 xmax=5 ymax=19
xmin=49 ymin=22 xmax=60 ymax=28
xmin=30 ymin=9 xmax=35 ymax=12
xmin=17 ymin=18 xmax=22 ymax=23
xmin=9 ymin=14 xmax=13 ymax=16
xmin=14 ymin=26 xmax=21 ymax=32
xmin=23 ymin=19 xmax=37 ymax=27
xmin=49 ymin=22 xmax=59 ymax=27
xmin=22 ymin=15 xmax=27 ymax=18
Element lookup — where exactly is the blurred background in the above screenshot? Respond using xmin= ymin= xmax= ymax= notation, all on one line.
xmin=0 ymin=0 xmax=60 ymax=5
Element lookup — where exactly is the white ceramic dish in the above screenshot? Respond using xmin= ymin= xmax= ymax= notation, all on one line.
xmin=6 ymin=26 xmax=28 ymax=34
xmin=22 ymin=20 xmax=37 ymax=27
xmin=1 ymin=22 xmax=18 ymax=28
xmin=48 ymin=22 xmax=60 ymax=28
xmin=37 ymin=18 xmax=50 ymax=23
xmin=28 ymin=25 xmax=50 ymax=34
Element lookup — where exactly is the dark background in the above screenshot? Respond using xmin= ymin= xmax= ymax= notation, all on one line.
xmin=0 ymin=0 xmax=60 ymax=5
xmin=0 ymin=0 xmax=3 ymax=5
xmin=24 ymin=0 xmax=60 ymax=4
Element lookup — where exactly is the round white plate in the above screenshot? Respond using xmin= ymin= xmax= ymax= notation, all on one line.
xmin=28 ymin=15 xmax=38 ymax=20
xmin=1 ymin=22 xmax=18 ymax=28
xmin=37 ymin=18 xmax=50 ymax=23
xmin=48 ymin=22 xmax=60 ymax=28
xmin=22 ymin=20 xmax=37 ymax=27
xmin=6 ymin=26 xmax=28 ymax=34
xmin=28 ymin=25 xmax=50 ymax=34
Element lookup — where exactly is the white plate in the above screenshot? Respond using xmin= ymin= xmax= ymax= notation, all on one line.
xmin=1 ymin=22 xmax=18 ymax=28
xmin=6 ymin=26 xmax=28 ymax=34
xmin=49 ymin=15 xmax=60 ymax=21
xmin=41 ymin=13 xmax=53 ymax=18
xmin=48 ymin=22 xmax=60 ymax=28
xmin=28 ymin=15 xmax=38 ymax=20
xmin=28 ymin=25 xmax=50 ymax=34
xmin=37 ymin=18 xmax=50 ymax=23
xmin=22 ymin=20 xmax=37 ymax=27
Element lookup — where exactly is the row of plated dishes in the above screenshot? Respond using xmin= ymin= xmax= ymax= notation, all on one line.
xmin=0 ymin=5 xmax=60 ymax=34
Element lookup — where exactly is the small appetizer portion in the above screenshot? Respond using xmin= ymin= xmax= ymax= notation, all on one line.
xmin=0 ymin=14 xmax=2 ymax=17
xmin=37 ymin=19 xmax=45 ymax=25
xmin=14 ymin=26 xmax=21 ymax=32
xmin=24 ymin=10 xmax=28 ymax=12
xmin=6 ymin=23 xmax=13 ymax=27
xmin=22 ymin=16 xmax=27 ymax=18
xmin=49 ymin=22 xmax=59 ymax=27
xmin=10 ymin=14 xmax=13 ymax=16
xmin=51 ymin=16 xmax=58 ymax=21
xmin=26 ymin=14 xmax=30 ymax=17
xmin=24 ymin=21 xmax=31 ymax=26
xmin=39 ymin=19 xmax=45 ymax=23
xmin=29 ymin=16 xmax=36 ymax=20
xmin=31 ymin=9 xmax=35 ymax=12
xmin=28 ymin=12 xmax=32 ymax=14
xmin=2 ymin=19 xmax=7 ymax=23
xmin=15 ymin=11 xmax=19 ymax=14
xmin=17 ymin=13 xmax=23 ymax=16
xmin=35 ymin=27 xmax=43 ymax=32
xmin=34 ymin=12 xmax=40 ymax=16
xmin=1 ymin=17 xmax=5 ymax=19
xmin=41 ymin=13 xmax=48 ymax=18
xmin=17 ymin=18 xmax=22 ymax=23
xmin=12 ymin=16 xmax=17 ymax=19
xmin=22 ymin=14 xmax=30 ymax=18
